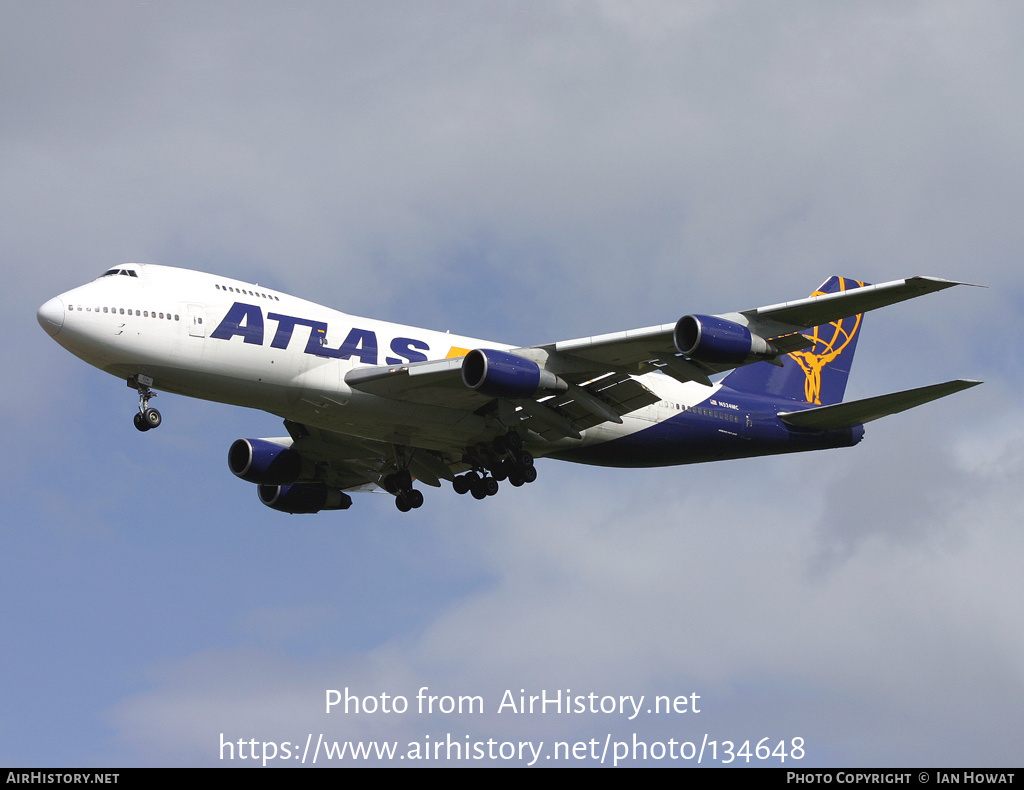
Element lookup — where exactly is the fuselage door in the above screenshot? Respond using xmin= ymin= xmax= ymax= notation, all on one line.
xmin=187 ymin=304 xmax=207 ymax=338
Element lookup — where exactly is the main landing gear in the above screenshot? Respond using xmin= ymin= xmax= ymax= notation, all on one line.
xmin=129 ymin=375 xmax=162 ymax=432
xmin=385 ymin=431 xmax=538 ymax=513
xmin=382 ymin=468 xmax=424 ymax=512
xmin=452 ymin=431 xmax=537 ymax=500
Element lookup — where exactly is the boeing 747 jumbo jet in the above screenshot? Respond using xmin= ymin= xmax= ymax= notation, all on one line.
xmin=38 ymin=264 xmax=979 ymax=513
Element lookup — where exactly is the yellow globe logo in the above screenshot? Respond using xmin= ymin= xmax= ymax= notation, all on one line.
xmin=788 ymin=277 xmax=864 ymax=404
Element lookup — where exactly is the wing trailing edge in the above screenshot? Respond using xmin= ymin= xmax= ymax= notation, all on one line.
xmin=777 ymin=379 xmax=981 ymax=430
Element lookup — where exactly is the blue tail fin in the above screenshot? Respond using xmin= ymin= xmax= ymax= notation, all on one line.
xmin=722 ymin=276 xmax=866 ymax=405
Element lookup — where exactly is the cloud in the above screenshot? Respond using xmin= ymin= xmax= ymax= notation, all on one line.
xmin=106 ymin=431 xmax=1024 ymax=764
xmin=4 ymin=0 xmax=1022 ymax=767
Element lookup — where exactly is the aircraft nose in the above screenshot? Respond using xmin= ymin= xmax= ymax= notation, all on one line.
xmin=37 ymin=296 xmax=65 ymax=337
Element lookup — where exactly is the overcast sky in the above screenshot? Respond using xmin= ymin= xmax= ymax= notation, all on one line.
xmin=3 ymin=1 xmax=1022 ymax=767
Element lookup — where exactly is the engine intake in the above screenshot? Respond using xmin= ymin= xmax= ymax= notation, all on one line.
xmin=674 ymin=315 xmax=776 ymax=364
xmin=229 ymin=438 xmax=304 ymax=485
xmin=461 ymin=348 xmax=566 ymax=398
xmin=258 ymin=483 xmax=352 ymax=514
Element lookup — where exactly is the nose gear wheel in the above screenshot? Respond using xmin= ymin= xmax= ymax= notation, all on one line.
xmin=129 ymin=376 xmax=161 ymax=432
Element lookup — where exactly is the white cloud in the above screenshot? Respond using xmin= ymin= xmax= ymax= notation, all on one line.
xmin=5 ymin=0 xmax=1022 ymax=766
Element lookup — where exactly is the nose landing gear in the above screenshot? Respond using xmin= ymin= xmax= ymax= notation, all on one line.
xmin=128 ymin=375 xmax=161 ymax=432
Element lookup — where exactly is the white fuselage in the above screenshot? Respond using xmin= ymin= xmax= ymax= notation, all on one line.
xmin=38 ymin=263 xmax=711 ymax=456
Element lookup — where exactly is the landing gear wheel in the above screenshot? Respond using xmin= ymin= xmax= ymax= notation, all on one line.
xmin=391 ymin=466 xmax=423 ymax=511
xmin=130 ymin=377 xmax=161 ymax=431
xmin=521 ymin=466 xmax=538 ymax=484
xmin=484 ymin=477 xmax=499 ymax=496
xmin=506 ymin=431 xmax=523 ymax=451
xmin=453 ymin=475 xmax=470 ymax=495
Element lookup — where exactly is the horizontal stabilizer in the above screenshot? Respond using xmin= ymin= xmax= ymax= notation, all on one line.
xmin=778 ymin=379 xmax=981 ymax=429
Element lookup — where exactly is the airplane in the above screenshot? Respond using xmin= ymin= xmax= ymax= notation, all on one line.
xmin=37 ymin=264 xmax=980 ymax=513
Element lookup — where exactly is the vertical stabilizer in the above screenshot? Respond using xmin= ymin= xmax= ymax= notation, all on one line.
xmin=722 ymin=276 xmax=866 ymax=405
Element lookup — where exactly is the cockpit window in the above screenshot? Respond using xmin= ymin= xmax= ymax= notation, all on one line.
xmin=100 ymin=267 xmax=139 ymax=278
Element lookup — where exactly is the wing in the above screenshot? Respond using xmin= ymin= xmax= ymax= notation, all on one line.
xmin=537 ymin=275 xmax=973 ymax=385
xmin=280 ymin=419 xmax=458 ymax=489
xmin=345 ymin=276 xmax=975 ymax=442
xmin=345 ymin=358 xmax=660 ymax=442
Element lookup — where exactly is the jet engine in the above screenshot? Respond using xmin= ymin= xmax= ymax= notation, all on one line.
xmin=461 ymin=348 xmax=566 ymax=398
xmin=257 ymin=483 xmax=352 ymax=514
xmin=674 ymin=314 xmax=777 ymax=364
xmin=228 ymin=438 xmax=305 ymax=485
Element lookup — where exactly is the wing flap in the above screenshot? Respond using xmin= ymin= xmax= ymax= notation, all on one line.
xmin=777 ymin=379 xmax=981 ymax=429
xmin=520 ymin=373 xmax=659 ymax=441
xmin=284 ymin=420 xmax=461 ymax=489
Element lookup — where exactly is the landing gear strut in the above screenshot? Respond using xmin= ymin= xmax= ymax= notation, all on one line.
xmin=129 ymin=375 xmax=161 ymax=432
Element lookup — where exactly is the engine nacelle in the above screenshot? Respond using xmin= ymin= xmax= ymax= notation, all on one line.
xmin=674 ymin=314 xmax=776 ymax=364
xmin=229 ymin=438 xmax=304 ymax=485
xmin=461 ymin=348 xmax=566 ymax=398
xmin=258 ymin=483 xmax=353 ymax=514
